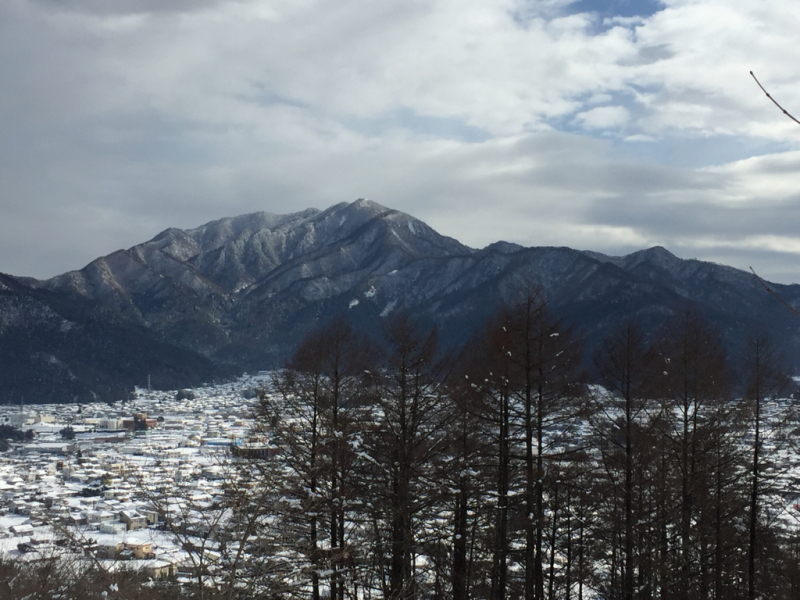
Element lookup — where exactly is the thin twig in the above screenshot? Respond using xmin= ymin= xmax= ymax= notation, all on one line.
xmin=748 ymin=75 xmax=800 ymax=314
xmin=749 ymin=266 xmax=800 ymax=316
xmin=750 ymin=71 xmax=800 ymax=127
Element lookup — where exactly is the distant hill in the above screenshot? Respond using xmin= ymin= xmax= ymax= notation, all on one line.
xmin=3 ymin=198 xmax=799 ymax=403
xmin=0 ymin=273 xmax=233 ymax=405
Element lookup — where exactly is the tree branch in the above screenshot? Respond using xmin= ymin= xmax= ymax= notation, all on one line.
xmin=750 ymin=71 xmax=800 ymax=127
xmin=750 ymin=266 xmax=800 ymax=316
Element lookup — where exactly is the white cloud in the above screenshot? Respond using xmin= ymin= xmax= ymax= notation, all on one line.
xmin=3 ymin=0 xmax=800 ymax=283
xmin=624 ymin=134 xmax=657 ymax=142
xmin=575 ymin=105 xmax=630 ymax=129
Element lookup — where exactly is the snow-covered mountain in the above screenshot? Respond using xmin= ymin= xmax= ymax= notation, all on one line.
xmin=4 ymin=198 xmax=800 ymax=403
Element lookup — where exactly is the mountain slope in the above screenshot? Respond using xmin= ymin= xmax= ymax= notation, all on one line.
xmin=5 ymin=198 xmax=800 ymax=402
xmin=0 ymin=273 xmax=233 ymax=405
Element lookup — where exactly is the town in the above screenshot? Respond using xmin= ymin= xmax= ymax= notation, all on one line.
xmin=0 ymin=374 xmax=268 ymax=584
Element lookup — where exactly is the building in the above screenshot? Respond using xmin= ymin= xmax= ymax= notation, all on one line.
xmin=122 ymin=413 xmax=158 ymax=431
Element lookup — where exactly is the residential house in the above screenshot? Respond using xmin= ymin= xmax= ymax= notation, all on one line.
xmin=120 ymin=510 xmax=148 ymax=531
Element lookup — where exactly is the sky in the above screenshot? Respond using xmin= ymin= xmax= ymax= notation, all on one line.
xmin=4 ymin=0 xmax=800 ymax=283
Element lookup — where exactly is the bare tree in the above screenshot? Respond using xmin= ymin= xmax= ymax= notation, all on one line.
xmin=267 ymin=316 xmax=373 ymax=599
xmin=365 ymin=310 xmax=453 ymax=599
xmin=651 ymin=310 xmax=732 ymax=600
xmin=742 ymin=331 xmax=791 ymax=600
xmin=592 ymin=322 xmax=655 ymax=600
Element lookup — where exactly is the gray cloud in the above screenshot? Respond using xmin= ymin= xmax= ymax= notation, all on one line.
xmin=3 ymin=0 xmax=800 ymax=285
xmin=586 ymin=195 xmax=800 ymax=239
xmin=619 ymin=44 xmax=674 ymax=66
xmin=29 ymin=0 xmax=237 ymax=15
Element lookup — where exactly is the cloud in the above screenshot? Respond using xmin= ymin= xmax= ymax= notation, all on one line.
xmin=29 ymin=0 xmax=241 ymax=15
xmin=575 ymin=105 xmax=630 ymax=129
xmin=3 ymin=0 xmax=800 ymax=284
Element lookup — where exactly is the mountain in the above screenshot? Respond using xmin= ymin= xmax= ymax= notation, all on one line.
xmin=39 ymin=199 xmax=474 ymax=370
xmin=0 ymin=273 xmax=233 ymax=405
xmin=4 ymin=198 xmax=800 ymax=403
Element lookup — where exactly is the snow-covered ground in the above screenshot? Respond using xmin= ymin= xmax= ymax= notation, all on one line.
xmin=0 ymin=375 xmax=267 ymax=578
xmin=3 ymin=374 xmax=800 ymax=594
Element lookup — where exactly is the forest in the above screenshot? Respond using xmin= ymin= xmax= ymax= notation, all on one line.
xmin=5 ymin=290 xmax=800 ymax=600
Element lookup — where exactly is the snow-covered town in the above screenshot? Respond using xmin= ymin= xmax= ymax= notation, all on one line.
xmin=0 ymin=375 xmax=267 ymax=584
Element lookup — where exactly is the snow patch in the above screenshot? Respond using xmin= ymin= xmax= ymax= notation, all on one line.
xmin=380 ymin=300 xmax=397 ymax=317
xmin=407 ymin=220 xmax=416 ymax=234
xmin=349 ymin=299 xmax=359 ymax=309
xmin=364 ymin=286 xmax=376 ymax=299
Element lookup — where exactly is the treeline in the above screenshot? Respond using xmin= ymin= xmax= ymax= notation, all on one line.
xmin=21 ymin=291 xmax=799 ymax=600
xmin=228 ymin=291 xmax=800 ymax=600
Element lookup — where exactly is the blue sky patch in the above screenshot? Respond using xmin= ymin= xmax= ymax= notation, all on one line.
xmin=566 ymin=0 xmax=664 ymax=20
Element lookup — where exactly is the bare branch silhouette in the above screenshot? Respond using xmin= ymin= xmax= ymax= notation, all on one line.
xmin=750 ymin=266 xmax=800 ymax=316
xmin=750 ymin=71 xmax=800 ymax=127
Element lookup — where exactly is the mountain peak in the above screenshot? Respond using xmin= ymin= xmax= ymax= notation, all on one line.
xmin=622 ymin=245 xmax=681 ymax=272
xmin=583 ymin=246 xmax=680 ymax=270
xmin=352 ymin=197 xmax=387 ymax=211
xmin=637 ymin=245 xmax=677 ymax=260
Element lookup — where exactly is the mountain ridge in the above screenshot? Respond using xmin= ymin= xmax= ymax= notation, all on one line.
xmin=4 ymin=198 xmax=800 ymax=403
